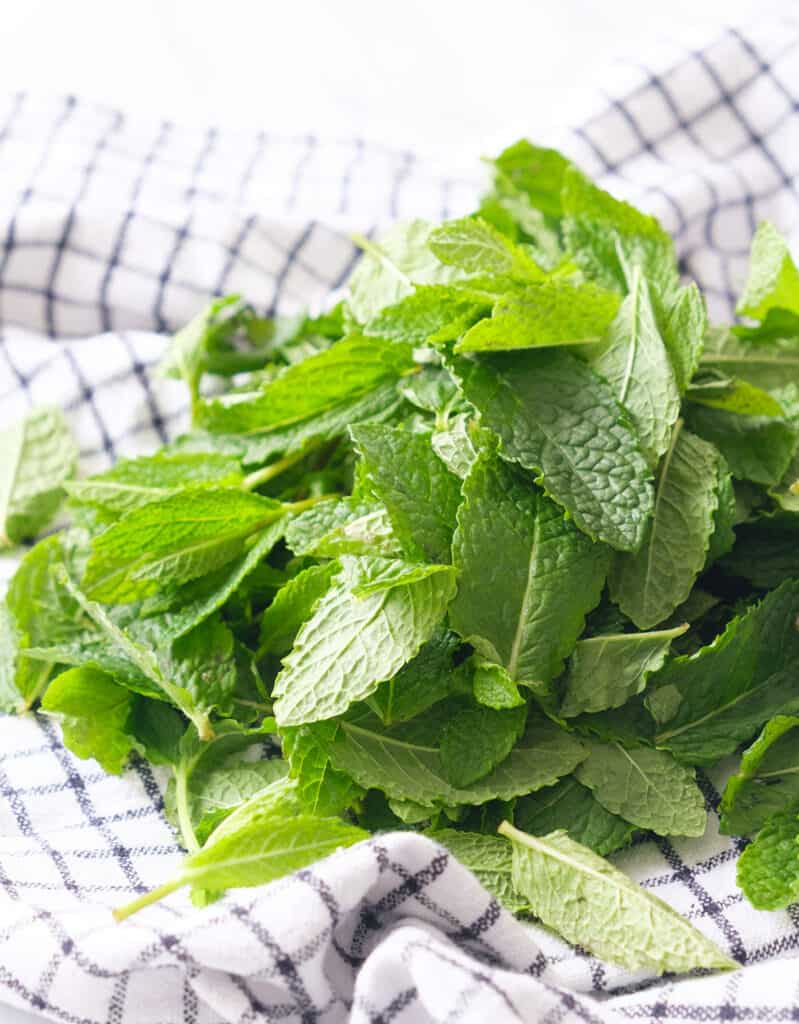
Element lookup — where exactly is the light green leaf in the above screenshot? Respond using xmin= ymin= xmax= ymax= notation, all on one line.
xmin=562 ymin=166 xmax=679 ymax=298
xmin=720 ymin=716 xmax=799 ymax=836
xmin=351 ymin=425 xmax=461 ymax=564
xmin=737 ymin=222 xmax=799 ymax=320
xmin=456 ymin=280 xmax=620 ymax=353
xmin=489 ymin=139 xmax=573 ymax=219
xmin=364 ymin=284 xmax=488 ymax=346
xmin=560 ymin=625 xmax=688 ymax=717
xmin=370 ymin=626 xmax=464 ymax=725
xmin=658 ymin=283 xmax=706 ymax=393
xmin=648 ymin=580 xmax=799 ymax=764
xmin=0 ymin=407 xmax=77 ymax=546
xmin=575 ymin=740 xmax=706 ymax=836
xmin=450 ymin=450 xmax=609 ymax=691
xmin=64 ymin=452 xmax=242 ymax=513
xmin=348 ymin=220 xmax=462 ymax=323
xmin=322 ymin=710 xmax=586 ymax=807
xmin=82 ymin=489 xmax=286 ymax=603
xmin=426 ymin=828 xmax=530 ymax=913
xmin=699 ymin=327 xmax=799 ymax=392
xmin=284 ymin=498 xmax=401 ymax=558
xmin=259 ymin=562 xmax=338 ymax=656
xmin=197 ymin=335 xmax=415 ymax=436
xmin=431 ymin=414 xmax=482 ymax=480
xmin=272 ymin=556 xmax=457 ymax=726
xmin=499 ymin=823 xmax=735 ymax=973
xmin=736 ymin=803 xmax=799 ymax=910
xmin=41 ymin=667 xmax=136 ymax=774
xmin=428 ymin=217 xmax=544 ymax=279
xmin=280 ymin=723 xmax=362 ymax=816
xmin=454 ymin=350 xmax=653 ymax=551
xmin=473 ymin=660 xmax=525 ymax=709
xmin=159 ymin=295 xmax=249 ymax=398
xmin=609 ymin=425 xmax=721 ymax=629
xmin=589 ymin=266 xmax=680 ymax=464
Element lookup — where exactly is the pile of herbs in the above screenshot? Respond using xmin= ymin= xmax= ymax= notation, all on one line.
xmin=3 ymin=140 xmax=799 ymax=975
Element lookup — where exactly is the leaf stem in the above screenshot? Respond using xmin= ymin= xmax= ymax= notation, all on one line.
xmin=19 ymin=662 xmax=53 ymax=712
xmin=242 ymin=449 xmax=310 ymax=491
xmin=285 ymin=494 xmax=338 ymax=515
xmin=174 ymin=767 xmax=201 ymax=854
xmin=113 ymin=875 xmax=186 ymax=922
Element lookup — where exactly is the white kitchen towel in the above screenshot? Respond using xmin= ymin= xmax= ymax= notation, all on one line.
xmin=1 ymin=15 xmax=799 ymax=1024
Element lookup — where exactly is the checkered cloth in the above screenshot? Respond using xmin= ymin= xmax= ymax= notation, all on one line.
xmin=2 ymin=15 xmax=799 ymax=1024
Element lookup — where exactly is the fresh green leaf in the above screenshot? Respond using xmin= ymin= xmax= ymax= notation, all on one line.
xmin=456 ymin=280 xmax=620 ymax=353
xmin=450 ymin=450 xmax=609 ymax=691
xmin=609 ymin=425 xmax=721 ymax=629
xmin=453 ymin=350 xmax=653 ymax=551
xmin=720 ymin=716 xmax=799 ymax=836
xmin=490 ymin=139 xmax=572 ymax=218
xmin=370 ymin=626 xmax=464 ymax=725
xmin=658 ymin=283 xmax=706 ymax=394
xmin=351 ymin=425 xmax=461 ymax=563
xmin=65 ymin=452 xmax=242 ymax=513
xmin=589 ymin=265 xmax=680 ymax=465
xmin=428 ymin=216 xmax=544 ymax=280
xmin=258 ymin=562 xmax=338 ymax=656
xmin=82 ymin=489 xmax=287 ymax=603
xmin=736 ymin=803 xmax=799 ymax=911
xmin=472 ymin=660 xmax=525 ymax=709
xmin=321 ymin=709 xmax=586 ymax=807
xmin=426 ymin=828 xmax=530 ymax=913
xmin=0 ymin=407 xmax=77 ymax=546
xmin=560 ymin=625 xmax=688 ymax=717
xmin=515 ymin=777 xmax=635 ymax=856
xmin=737 ymin=222 xmax=799 ymax=320
xmin=280 ymin=723 xmax=362 ymax=816
xmin=575 ymin=739 xmax=706 ymax=836
xmin=272 ymin=557 xmax=457 ymax=726
xmin=647 ymin=580 xmax=799 ymax=764
xmin=699 ymin=327 xmax=799 ymax=393
xmin=364 ymin=284 xmax=488 ymax=346
xmin=41 ymin=667 xmax=136 ymax=774
xmin=499 ymin=823 xmax=735 ymax=973
xmin=440 ymin=705 xmax=527 ymax=787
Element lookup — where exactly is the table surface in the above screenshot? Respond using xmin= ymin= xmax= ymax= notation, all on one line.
xmin=0 ymin=0 xmax=782 ymax=1020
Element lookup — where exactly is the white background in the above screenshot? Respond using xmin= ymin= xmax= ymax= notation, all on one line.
xmin=0 ymin=0 xmax=786 ymax=1021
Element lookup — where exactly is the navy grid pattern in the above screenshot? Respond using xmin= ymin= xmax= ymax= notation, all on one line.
xmin=2 ymin=15 xmax=799 ymax=1024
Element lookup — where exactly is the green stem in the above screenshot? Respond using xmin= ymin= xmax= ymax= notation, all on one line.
xmin=232 ymin=698 xmax=274 ymax=714
xmin=285 ymin=494 xmax=338 ymax=515
xmin=20 ymin=662 xmax=53 ymax=712
xmin=113 ymin=875 xmax=186 ymax=922
xmin=191 ymin=711 xmax=215 ymax=743
xmin=174 ymin=767 xmax=201 ymax=854
xmin=242 ymin=449 xmax=310 ymax=491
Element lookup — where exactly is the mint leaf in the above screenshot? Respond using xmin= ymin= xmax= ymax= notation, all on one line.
xmin=648 ymin=581 xmax=799 ymax=764
xmin=348 ymin=220 xmax=462 ymax=323
xmin=426 ymin=828 xmax=530 ymax=913
xmin=515 ymin=777 xmax=635 ymax=856
xmin=82 ymin=489 xmax=287 ymax=603
xmin=560 ymin=624 xmax=688 ymax=717
xmin=322 ymin=709 xmax=586 ymax=807
xmin=197 ymin=335 xmax=415 ymax=435
xmin=737 ymin=222 xmax=799 ymax=320
xmin=428 ymin=217 xmax=544 ymax=279
xmin=451 ymin=450 xmax=609 ymax=691
xmin=658 ymin=283 xmax=707 ymax=393
xmin=280 ymin=723 xmax=362 ymax=816
xmin=454 ymin=350 xmax=653 ymax=551
xmin=439 ymin=705 xmax=527 ymax=787
xmin=589 ymin=266 xmax=680 ymax=465
xmin=65 ymin=452 xmax=241 ymax=513
xmin=364 ymin=285 xmax=488 ymax=346
xmin=499 ymin=823 xmax=735 ymax=973
xmin=472 ymin=660 xmax=525 ymax=709
xmin=456 ymin=280 xmax=620 ymax=353
xmin=431 ymin=414 xmax=482 ymax=480
xmin=284 ymin=498 xmax=400 ymax=558
xmin=736 ymin=803 xmax=799 ymax=911
xmin=272 ymin=557 xmax=457 ymax=726
xmin=258 ymin=562 xmax=338 ymax=657
xmin=562 ymin=166 xmax=679 ymax=298
xmin=684 ymin=400 xmax=798 ymax=486
xmin=490 ymin=139 xmax=572 ymax=218
xmin=700 ymin=327 xmax=799 ymax=393
xmin=370 ymin=626 xmax=464 ymax=725
xmin=351 ymin=425 xmax=461 ymax=564
xmin=609 ymin=425 xmax=721 ymax=628
xmin=575 ymin=740 xmax=706 ymax=836
xmin=0 ymin=407 xmax=77 ymax=546
xmin=720 ymin=716 xmax=799 ymax=836
xmin=41 ymin=667 xmax=136 ymax=774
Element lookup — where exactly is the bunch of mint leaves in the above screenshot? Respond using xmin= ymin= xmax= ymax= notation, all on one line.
xmin=3 ymin=139 xmax=799 ymax=974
